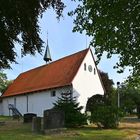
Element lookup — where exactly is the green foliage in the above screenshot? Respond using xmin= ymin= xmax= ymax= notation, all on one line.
xmin=99 ymin=71 xmax=114 ymax=94
xmin=53 ymin=93 xmax=87 ymax=127
xmin=137 ymin=105 xmax=140 ymax=119
xmin=107 ymin=87 xmax=118 ymax=107
xmin=91 ymin=105 xmax=123 ymax=129
xmin=86 ymin=94 xmax=123 ymax=128
xmin=119 ymin=84 xmax=140 ymax=118
xmin=70 ymin=0 xmax=140 ymax=80
xmin=120 ymin=88 xmax=136 ymax=114
xmin=0 ymin=71 xmax=12 ymax=93
xmin=127 ymin=73 xmax=140 ymax=91
xmin=99 ymin=70 xmax=114 ymax=101
xmin=86 ymin=94 xmax=104 ymax=111
xmin=0 ymin=0 xmax=65 ymax=69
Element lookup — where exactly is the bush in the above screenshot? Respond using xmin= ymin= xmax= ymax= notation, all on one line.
xmin=86 ymin=94 xmax=104 ymax=111
xmin=90 ymin=105 xmax=123 ymax=128
xmin=137 ymin=105 xmax=140 ymax=119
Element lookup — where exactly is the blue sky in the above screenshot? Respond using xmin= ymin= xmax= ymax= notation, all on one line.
xmin=4 ymin=1 xmax=130 ymax=86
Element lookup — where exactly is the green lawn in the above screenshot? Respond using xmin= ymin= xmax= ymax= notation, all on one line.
xmin=0 ymin=116 xmax=139 ymax=140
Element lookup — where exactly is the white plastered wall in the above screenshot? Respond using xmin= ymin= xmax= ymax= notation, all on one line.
xmin=0 ymin=102 xmax=3 ymax=115
xmin=72 ymin=49 xmax=104 ymax=112
xmin=2 ymin=86 xmax=71 ymax=117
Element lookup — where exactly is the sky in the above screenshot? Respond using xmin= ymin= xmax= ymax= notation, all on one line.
xmin=3 ymin=1 xmax=130 ymax=87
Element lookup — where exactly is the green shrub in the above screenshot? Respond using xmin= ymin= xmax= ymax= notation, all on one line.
xmin=137 ymin=105 xmax=140 ymax=119
xmin=90 ymin=105 xmax=123 ymax=128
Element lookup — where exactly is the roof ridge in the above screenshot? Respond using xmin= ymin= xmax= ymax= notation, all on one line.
xmin=21 ymin=48 xmax=89 ymax=75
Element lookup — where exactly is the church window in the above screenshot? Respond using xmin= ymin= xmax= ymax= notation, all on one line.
xmin=94 ymin=68 xmax=96 ymax=75
xmin=84 ymin=63 xmax=86 ymax=71
xmin=51 ymin=91 xmax=56 ymax=97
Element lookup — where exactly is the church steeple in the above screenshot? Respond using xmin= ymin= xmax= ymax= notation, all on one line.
xmin=44 ymin=37 xmax=52 ymax=64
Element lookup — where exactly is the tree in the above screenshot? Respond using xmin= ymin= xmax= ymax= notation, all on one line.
xmin=90 ymin=105 xmax=122 ymax=128
xmin=119 ymin=84 xmax=140 ymax=118
xmin=120 ymin=86 xmax=137 ymax=114
xmin=53 ymin=92 xmax=87 ymax=127
xmin=0 ymin=71 xmax=12 ymax=93
xmin=0 ymin=0 xmax=65 ymax=69
xmin=99 ymin=70 xmax=114 ymax=98
xmin=86 ymin=94 xmax=123 ymax=128
xmin=86 ymin=94 xmax=104 ymax=112
xmin=70 ymin=1 xmax=140 ymax=80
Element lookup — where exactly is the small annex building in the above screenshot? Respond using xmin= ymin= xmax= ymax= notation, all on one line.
xmin=1 ymin=48 xmax=105 ymax=116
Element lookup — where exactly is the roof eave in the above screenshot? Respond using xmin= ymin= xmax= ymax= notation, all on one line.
xmin=2 ymin=83 xmax=72 ymax=98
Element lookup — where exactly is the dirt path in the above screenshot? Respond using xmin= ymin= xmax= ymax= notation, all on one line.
xmin=119 ymin=117 xmax=140 ymax=140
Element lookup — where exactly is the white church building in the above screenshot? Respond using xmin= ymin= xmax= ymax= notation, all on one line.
xmin=0 ymin=48 xmax=105 ymax=117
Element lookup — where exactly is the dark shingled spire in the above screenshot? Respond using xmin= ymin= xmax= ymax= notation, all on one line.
xmin=44 ymin=38 xmax=52 ymax=63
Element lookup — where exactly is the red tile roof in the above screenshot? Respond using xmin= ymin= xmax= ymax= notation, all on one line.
xmin=2 ymin=49 xmax=89 ymax=97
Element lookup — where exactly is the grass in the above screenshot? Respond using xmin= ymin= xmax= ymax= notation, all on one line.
xmin=0 ymin=116 xmax=11 ymax=121
xmin=0 ymin=116 xmax=140 ymax=140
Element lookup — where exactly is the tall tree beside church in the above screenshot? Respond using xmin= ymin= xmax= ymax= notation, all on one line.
xmin=0 ymin=0 xmax=65 ymax=69
xmin=70 ymin=0 xmax=140 ymax=82
xmin=0 ymin=71 xmax=12 ymax=94
xmin=99 ymin=71 xmax=116 ymax=105
xmin=99 ymin=71 xmax=114 ymax=95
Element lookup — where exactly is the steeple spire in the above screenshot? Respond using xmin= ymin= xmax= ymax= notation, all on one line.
xmin=44 ymin=33 xmax=52 ymax=64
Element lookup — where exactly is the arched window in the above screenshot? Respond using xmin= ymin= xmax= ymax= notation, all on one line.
xmin=84 ymin=63 xmax=86 ymax=71
xmin=94 ymin=68 xmax=96 ymax=75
